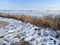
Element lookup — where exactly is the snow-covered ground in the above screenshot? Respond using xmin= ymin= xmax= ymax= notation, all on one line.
xmin=0 ymin=17 xmax=60 ymax=45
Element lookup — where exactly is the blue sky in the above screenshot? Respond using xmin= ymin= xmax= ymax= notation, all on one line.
xmin=0 ymin=0 xmax=60 ymax=10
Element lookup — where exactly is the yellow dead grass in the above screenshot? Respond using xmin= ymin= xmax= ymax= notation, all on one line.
xmin=0 ymin=13 xmax=60 ymax=30
xmin=0 ymin=21 xmax=8 ymax=27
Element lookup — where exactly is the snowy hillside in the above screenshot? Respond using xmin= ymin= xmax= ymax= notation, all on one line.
xmin=0 ymin=17 xmax=60 ymax=45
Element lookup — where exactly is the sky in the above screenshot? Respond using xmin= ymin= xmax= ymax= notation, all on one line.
xmin=0 ymin=0 xmax=60 ymax=10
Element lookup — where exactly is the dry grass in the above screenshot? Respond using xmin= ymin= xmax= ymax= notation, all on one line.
xmin=20 ymin=39 xmax=31 ymax=45
xmin=0 ymin=21 xmax=8 ymax=27
xmin=0 ymin=13 xmax=60 ymax=30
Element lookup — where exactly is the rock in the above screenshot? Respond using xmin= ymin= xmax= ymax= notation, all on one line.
xmin=8 ymin=30 xmax=15 ymax=34
xmin=50 ymin=30 xmax=57 ymax=37
xmin=37 ymin=30 xmax=41 ymax=36
xmin=2 ymin=41 xmax=8 ymax=45
xmin=0 ymin=35 xmax=4 ymax=38
xmin=13 ymin=33 xmax=20 ymax=38
xmin=12 ymin=38 xmax=20 ymax=43
xmin=20 ymin=39 xmax=31 ymax=45
xmin=10 ymin=42 xmax=20 ymax=45
xmin=3 ymin=34 xmax=14 ymax=42
xmin=2 ymin=43 xmax=5 ymax=45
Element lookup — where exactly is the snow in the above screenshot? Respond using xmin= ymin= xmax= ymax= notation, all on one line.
xmin=0 ymin=17 xmax=60 ymax=45
xmin=0 ymin=10 xmax=60 ymax=17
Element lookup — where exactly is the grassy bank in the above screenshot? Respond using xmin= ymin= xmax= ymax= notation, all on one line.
xmin=0 ymin=13 xmax=60 ymax=30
